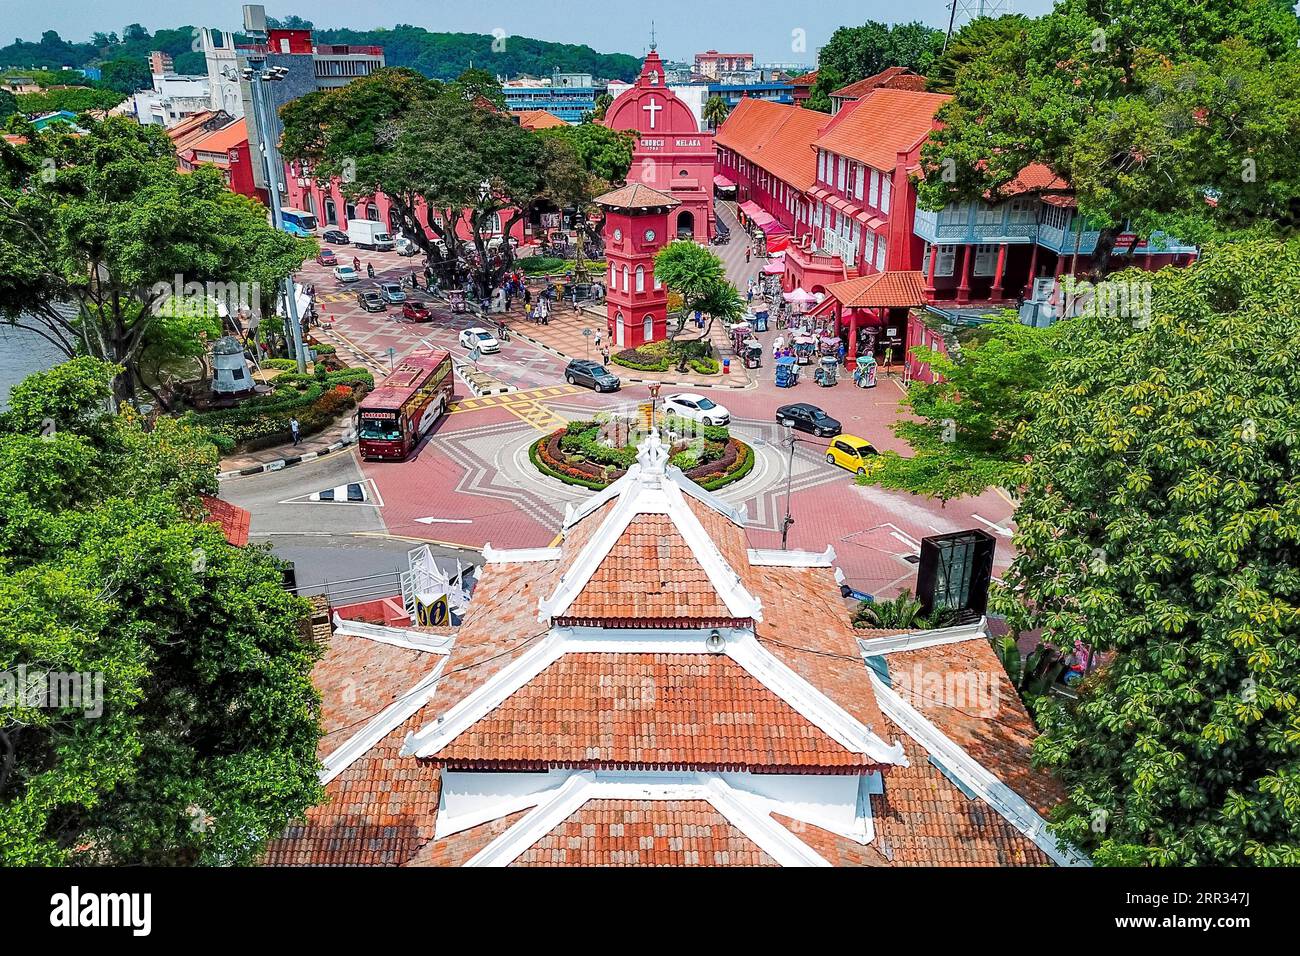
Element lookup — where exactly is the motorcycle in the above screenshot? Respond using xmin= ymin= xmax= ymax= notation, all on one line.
xmin=496 ymin=323 xmax=511 ymax=342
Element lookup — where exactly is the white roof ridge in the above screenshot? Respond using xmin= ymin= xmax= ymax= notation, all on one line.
xmin=866 ymin=667 xmax=1090 ymax=867
xmin=748 ymin=545 xmax=836 ymax=567
xmin=319 ymin=657 xmax=448 ymax=785
xmin=463 ymin=771 xmax=832 ymax=867
xmin=331 ymin=613 xmax=454 ymax=654
xmin=482 ymin=544 xmax=562 ymax=564
xmin=857 ymin=617 xmax=988 ymax=656
xmin=537 ymin=433 xmax=762 ymax=623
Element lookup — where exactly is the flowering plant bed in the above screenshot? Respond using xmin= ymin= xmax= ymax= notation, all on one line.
xmin=530 ymin=417 xmax=753 ymax=491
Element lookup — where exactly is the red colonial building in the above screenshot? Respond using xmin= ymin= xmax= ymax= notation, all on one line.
xmin=595 ymin=183 xmax=678 ymax=349
xmin=604 ymin=46 xmax=715 ymax=242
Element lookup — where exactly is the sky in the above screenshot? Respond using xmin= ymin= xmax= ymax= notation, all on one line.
xmin=10 ymin=0 xmax=1059 ymax=64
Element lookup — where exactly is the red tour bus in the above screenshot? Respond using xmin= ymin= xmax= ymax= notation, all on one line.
xmin=356 ymin=348 xmax=454 ymax=460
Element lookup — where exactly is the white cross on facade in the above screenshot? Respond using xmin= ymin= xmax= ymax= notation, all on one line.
xmin=643 ymin=97 xmax=662 ymax=129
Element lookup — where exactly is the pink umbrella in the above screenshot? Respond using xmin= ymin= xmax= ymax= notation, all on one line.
xmin=783 ymin=287 xmax=818 ymax=304
xmin=762 ymin=260 xmax=784 ymax=275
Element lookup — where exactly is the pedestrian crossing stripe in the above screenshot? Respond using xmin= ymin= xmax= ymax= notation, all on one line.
xmin=312 ymin=482 xmax=367 ymax=502
xmin=448 ymin=384 xmax=580 ymax=414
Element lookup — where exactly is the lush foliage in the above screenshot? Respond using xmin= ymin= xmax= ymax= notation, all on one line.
xmin=0 ymin=117 xmax=314 ymax=407
xmin=817 ymin=20 xmax=944 ymax=87
xmin=1000 ymin=240 xmax=1300 ymax=865
xmin=917 ymin=2 xmax=1300 ymax=260
xmin=0 ymin=357 xmax=324 ymax=865
xmin=15 ymin=86 xmax=126 ymax=114
xmin=868 ymin=312 xmax=1063 ymax=501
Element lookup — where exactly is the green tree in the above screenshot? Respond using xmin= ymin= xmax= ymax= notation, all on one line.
xmin=654 ymin=241 xmax=744 ymax=371
xmin=0 ymin=117 xmax=313 ymax=408
xmin=818 ymin=20 xmax=943 ymax=85
xmin=917 ymin=0 xmax=1300 ymax=264
xmin=1002 ymin=239 xmax=1300 ymax=865
xmin=0 ymin=357 xmax=323 ymax=865
xmin=535 ymin=121 xmax=634 ymax=186
xmin=16 ymin=86 xmax=126 ymax=114
xmin=97 ymin=55 xmax=151 ymax=94
xmin=803 ymin=65 xmax=842 ymax=113
xmin=867 ymin=312 xmax=1062 ymax=502
xmin=926 ymin=15 xmax=1031 ymax=94
xmin=455 ymin=66 xmax=506 ymax=109
xmin=589 ymin=91 xmax=613 ymax=121
xmin=0 ymin=89 xmax=15 ymax=122
xmin=702 ymin=94 xmax=730 ymax=130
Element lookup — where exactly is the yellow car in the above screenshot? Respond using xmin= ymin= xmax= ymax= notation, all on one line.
xmin=825 ymin=434 xmax=878 ymax=476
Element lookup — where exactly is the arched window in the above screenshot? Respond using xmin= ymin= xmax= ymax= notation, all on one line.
xmin=635 ymin=265 xmax=645 ymax=293
xmin=643 ymin=314 xmax=654 ymax=342
xmin=610 ymin=263 xmax=616 ymax=287
xmin=622 ymin=266 xmax=629 ymax=292
xmin=324 ymin=199 xmax=337 ymax=226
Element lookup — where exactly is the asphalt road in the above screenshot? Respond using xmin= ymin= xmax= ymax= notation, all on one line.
xmin=218 ymin=450 xmax=481 ymax=603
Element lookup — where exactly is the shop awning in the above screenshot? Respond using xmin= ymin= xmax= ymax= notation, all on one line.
xmin=823 ymin=271 xmax=927 ymax=309
xmin=766 ymin=234 xmax=791 ymax=253
xmin=713 ymin=174 xmax=736 ymax=189
xmin=739 ymin=200 xmax=773 ymax=226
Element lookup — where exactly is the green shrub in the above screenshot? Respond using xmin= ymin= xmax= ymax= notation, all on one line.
xmin=689 ymin=356 xmax=721 ymax=374
xmin=263 ymin=359 xmax=298 ymax=371
xmin=670 ymin=450 xmax=700 ymax=470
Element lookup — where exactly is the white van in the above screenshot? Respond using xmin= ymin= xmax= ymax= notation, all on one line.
xmin=347 ymin=220 xmax=395 ymax=251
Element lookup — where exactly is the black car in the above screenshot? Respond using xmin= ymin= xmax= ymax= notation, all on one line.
xmin=776 ymin=402 xmax=842 ymax=438
xmin=357 ymin=289 xmax=387 ymax=312
xmin=564 ymin=359 xmax=620 ymax=392
xmin=323 ymin=229 xmax=350 ymax=244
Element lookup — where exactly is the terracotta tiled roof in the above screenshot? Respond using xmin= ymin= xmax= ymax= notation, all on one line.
xmin=564 ymin=513 xmax=733 ymax=622
xmin=263 ymin=702 xmax=442 ymax=865
xmin=869 ymin=723 xmax=1056 ymax=866
xmin=420 ymin=560 xmax=559 ymax=716
xmin=824 ymin=271 xmax=927 ymax=308
xmin=513 ymin=108 xmax=567 ymax=130
xmin=1001 ymin=162 xmax=1071 ymax=196
xmin=188 ymin=117 xmax=247 ymax=158
xmin=512 ymin=800 xmax=779 ymax=866
xmin=830 ymin=67 xmax=929 ymax=100
xmin=716 ymin=98 xmax=827 ymax=191
xmin=199 ymin=494 xmax=250 ymax=547
xmin=748 ymin=566 xmax=887 ymax=737
xmin=814 ymin=88 xmax=951 ymax=172
xmin=789 ymin=70 xmax=819 ymax=86
xmin=407 ymin=810 xmax=530 ymax=866
xmin=883 ymin=640 xmax=1065 ymax=818
xmin=433 ymin=652 xmax=872 ymax=771
xmin=593 ymin=182 xmax=680 ymax=210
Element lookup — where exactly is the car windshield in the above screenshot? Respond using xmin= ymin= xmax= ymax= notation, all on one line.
xmin=338 ymin=267 xmax=354 ymax=275
xmin=476 ymin=332 xmax=494 ymax=341
xmin=696 ymin=398 xmax=717 ymax=410
xmin=591 ymin=366 xmax=610 ymax=376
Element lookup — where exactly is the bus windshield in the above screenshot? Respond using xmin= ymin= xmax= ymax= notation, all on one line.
xmin=281 ymin=208 xmax=318 ymax=231
xmin=359 ymin=414 xmax=402 ymax=442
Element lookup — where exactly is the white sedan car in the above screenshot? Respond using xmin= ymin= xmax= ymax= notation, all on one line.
xmin=458 ymin=327 xmax=501 ymax=354
xmin=334 ymin=264 xmax=360 ymax=283
xmin=663 ymin=392 xmax=731 ymax=426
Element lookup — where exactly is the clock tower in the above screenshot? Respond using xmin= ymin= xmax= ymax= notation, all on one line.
xmin=595 ymin=183 xmax=679 ymax=349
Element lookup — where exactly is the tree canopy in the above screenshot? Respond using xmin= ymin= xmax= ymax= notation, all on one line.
xmin=0 ymin=116 xmax=313 ymax=407
xmin=0 ymin=357 xmax=323 ymax=865
xmin=917 ymin=1 xmax=1300 ymax=260
xmin=817 ymin=20 xmax=944 ymax=87
xmin=999 ymin=239 xmax=1300 ymax=865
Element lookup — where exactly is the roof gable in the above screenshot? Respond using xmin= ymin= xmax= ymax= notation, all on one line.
xmin=814 ymin=88 xmax=951 ymax=172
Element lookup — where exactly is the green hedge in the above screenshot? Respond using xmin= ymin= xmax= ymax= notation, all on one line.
xmin=698 ymin=441 xmax=754 ymax=491
xmin=529 ymin=436 xmax=609 ymax=491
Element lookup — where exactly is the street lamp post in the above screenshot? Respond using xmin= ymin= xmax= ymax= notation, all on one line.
xmin=780 ymin=422 xmax=796 ymax=549
xmin=647 ymin=381 xmax=661 ymax=434
xmin=234 ymin=53 xmax=309 ymax=375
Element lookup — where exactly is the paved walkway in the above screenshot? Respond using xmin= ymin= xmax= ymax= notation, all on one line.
xmin=219 ymin=419 xmax=354 ymax=473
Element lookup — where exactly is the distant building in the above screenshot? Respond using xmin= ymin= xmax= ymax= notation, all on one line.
xmin=829 ymin=66 xmax=928 ymax=115
xmin=511 ymin=109 xmax=568 ymax=130
xmin=694 ymin=49 xmax=754 ymax=79
xmin=707 ymin=80 xmax=795 ymax=108
xmin=500 ymin=70 xmax=603 ymax=123
xmin=170 ymin=111 xmax=264 ymax=203
xmin=788 ymin=69 xmax=818 ymax=106
xmin=132 ymin=52 xmax=212 ymax=127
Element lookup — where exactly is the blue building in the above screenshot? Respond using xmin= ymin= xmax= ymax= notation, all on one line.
xmin=707 ymin=81 xmax=795 ymax=108
xmin=500 ymin=70 xmax=603 ymax=123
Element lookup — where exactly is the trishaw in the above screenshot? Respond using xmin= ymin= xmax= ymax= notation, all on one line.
xmin=751 ymin=308 xmax=769 ymax=332
xmin=740 ymin=337 xmax=763 ymax=369
xmin=774 ymin=355 xmax=799 ymax=387
xmin=818 ymin=335 xmax=840 ymax=358
xmin=448 ymin=289 xmax=466 ymax=314
xmin=814 ymin=355 xmax=839 ymax=387
xmin=853 ymin=354 xmax=878 ymax=388
xmin=793 ymin=335 xmax=817 ymax=365
xmin=729 ymin=322 xmax=753 ymax=354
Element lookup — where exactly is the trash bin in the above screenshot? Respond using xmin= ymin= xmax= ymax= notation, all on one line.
xmin=723 ymin=358 xmax=731 ymax=374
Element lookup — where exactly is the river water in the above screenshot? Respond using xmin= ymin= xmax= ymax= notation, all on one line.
xmin=0 ymin=323 xmax=67 ymax=408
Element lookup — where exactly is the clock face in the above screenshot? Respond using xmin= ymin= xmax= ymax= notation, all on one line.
xmin=644 ymin=229 xmax=656 ymax=242
xmin=613 ymin=228 xmax=623 ymax=241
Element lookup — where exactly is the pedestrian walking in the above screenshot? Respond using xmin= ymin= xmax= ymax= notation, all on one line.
xmin=746 ymin=287 xmax=753 ymax=304
xmin=290 ymin=417 xmax=301 ymax=447
xmin=745 ymin=246 xmax=751 ymax=264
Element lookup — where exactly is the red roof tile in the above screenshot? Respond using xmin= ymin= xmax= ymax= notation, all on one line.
xmin=434 ymin=652 xmax=872 ymax=771
xmin=200 ymin=494 xmax=250 ymax=547
xmin=512 ymin=800 xmax=778 ymax=866
xmin=593 ymin=182 xmax=680 ymax=210
xmin=824 ymin=271 xmax=927 ymax=308
xmin=830 ymin=67 xmax=929 ymax=101
xmin=815 ymin=88 xmax=951 ymax=172
xmin=716 ymin=98 xmax=827 ymax=191
xmin=563 ymin=513 xmax=732 ymax=622
xmin=513 ymin=109 xmax=568 ymax=130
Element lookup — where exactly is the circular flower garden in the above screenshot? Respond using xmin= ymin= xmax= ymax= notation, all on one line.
xmin=530 ymin=414 xmax=754 ymax=492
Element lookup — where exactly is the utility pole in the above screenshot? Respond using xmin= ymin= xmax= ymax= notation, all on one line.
xmin=238 ymin=8 xmax=308 ymax=374
xmin=780 ymin=423 xmax=795 ymax=549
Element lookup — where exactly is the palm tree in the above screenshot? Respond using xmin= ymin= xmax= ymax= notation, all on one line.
xmin=702 ymin=94 xmax=730 ymax=130
xmin=853 ymin=590 xmax=929 ymax=629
